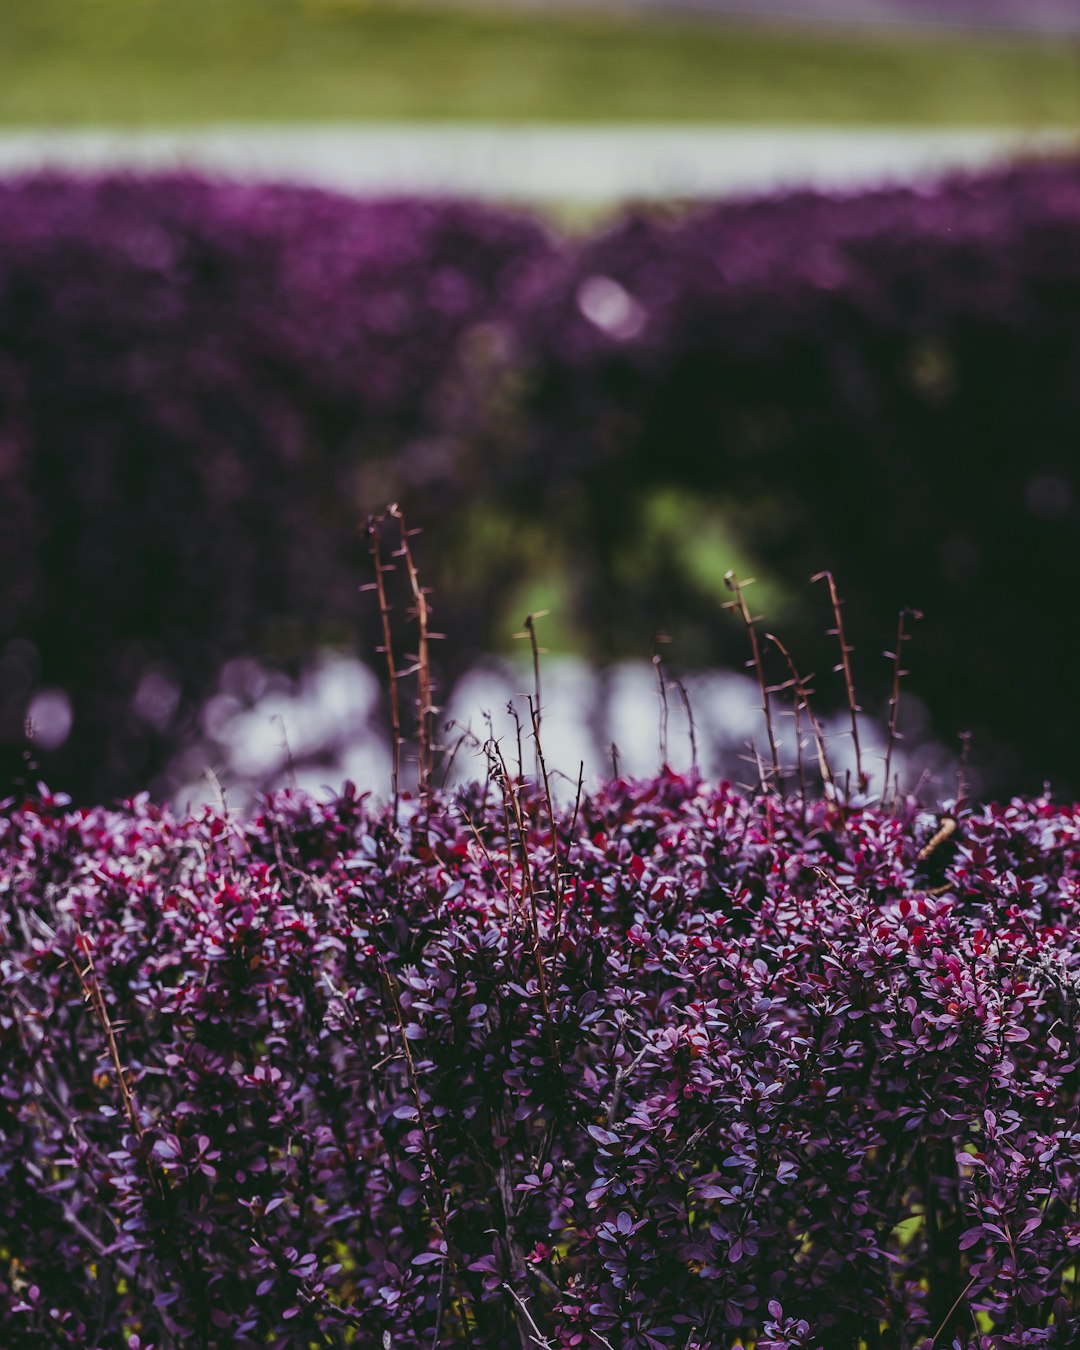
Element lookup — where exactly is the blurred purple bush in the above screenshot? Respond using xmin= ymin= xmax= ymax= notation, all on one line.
xmin=6 ymin=162 xmax=1080 ymax=803
xmin=4 ymin=773 xmax=1080 ymax=1346
xmin=0 ymin=174 xmax=556 ymax=801
xmin=511 ymin=158 xmax=1080 ymax=793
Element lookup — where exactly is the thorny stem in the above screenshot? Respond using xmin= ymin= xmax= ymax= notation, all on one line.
xmin=463 ymin=808 xmax=517 ymax=907
xmin=569 ymin=760 xmax=585 ymax=844
xmin=69 ymin=924 xmax=146 ymax=1149
xmin=670 ymin=674 xmax=698 ymax=772
xmin=812 ymin=570 xmax=865 ymax=791
xmin=527 ymin=695 xmax=565 ymax=976
xmin=508 ymin=698 xmax=525 ymax=781
xmin=515 ymin=611 xmax=548 ymax=778
xmin=487 ymin=1005 xmax=552 ymax=1350
xmin=724 ymin=571 xmax=783 ymax=795
xmin=781 ymin=669 xmax=807 ymax=805
xmin=67 ymin=920 xmax=189 ymax=1300
xmin=439 ymin=717 xmax=481 ymax=790
xmin=652 ymin=632 xmax=671 ymax=767
xmin=548 ymin=760 xmax=584 ymax=993
xmin=365 ymin=514 xmax=401 ymax=815
xmin=500 ymin=1283 xmax=554 ymax=1349
xmin=487 ymin=740 xmax=561 ymax=1069
xmin=389 ymin=503 xmax=435 ymax=798
xmin=929 ymin=1274 xmax=977 ymax=1348
xmin=379 ymin=961 xmax=473 ymax=1338
xmin=883 ymin=607 xmax=921 ymax=811
xmin=766 ymin=632 xmax=828 ymax=809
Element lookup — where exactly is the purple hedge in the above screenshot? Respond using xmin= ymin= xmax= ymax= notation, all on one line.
xmin=3 ymin=772 xmax=1080 ymax=1346
xmin=0 ymin=174 xmax=556 ymax=802
xmin=508 ymin=157 xmax=1080 ymax=794
xmin=8 ymin=161 xmax=1080 ymax=804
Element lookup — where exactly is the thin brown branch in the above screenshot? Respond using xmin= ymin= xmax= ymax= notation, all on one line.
xmin=652 ymin=632 xmax=671 ymax=768
xmin=670 ymin=674 xmax=698 ymax=773
xmin=487 ymin=739 xmax=561 ymax=1069
xmin=513 ymin=611 xmax=548 ymax=781
xmin=527 ymin=695 xmax=565 ymax=987
xmin=883 ymin=607 xmax=922 ymax=810
xmin=69 ymin=925 xmax=144 ymax=1145
xmin=379 ymin=961 xmax=473 ymax=1337
xmin=365 ymin=513 xmax=401 ymax=813
xmin=389 ymin=503 xmax=434 ymax=798
xmin=724 ymin=572 xmax=783 ymax=795
xmin=812 ymin=570 xmax=864 ymax=792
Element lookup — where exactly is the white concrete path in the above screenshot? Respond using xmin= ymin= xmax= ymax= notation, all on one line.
xmin=0 ymin=125 xmax=1073 ymax=201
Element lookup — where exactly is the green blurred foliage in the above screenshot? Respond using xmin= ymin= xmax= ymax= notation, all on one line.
xmin=2 ymin=0 xmax=1080 ymax=125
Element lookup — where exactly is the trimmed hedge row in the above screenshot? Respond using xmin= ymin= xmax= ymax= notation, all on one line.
xmin=3 ymin=774 xmax=1080 ymax=1346
xmin=511 ymin=158 xmax=1080 ymax=793
xmin=6 ymin=161 xmax=1080 ymax=800
xmin=0 ymin=174 xmax=556 ymax=800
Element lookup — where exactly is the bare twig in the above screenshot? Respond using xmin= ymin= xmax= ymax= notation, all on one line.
xmin=569 ymin=760 xmax=585 ymax=846
xmin=389 ymin=503 xmax=435 ymax=798
xmin=928 ymin=1273 xmax=976 ymax=1347
xmin=548 ymin=759 xmax=584 ymax=994
xmin=768 ymin=635 xmax=835 ymax=795
xmin=812 ymin=570 xmax=864 ymax=791
xmin=69 ymin=925 xmax=144 ymax=1145
xmin=463 ymin=807 xmax=517 ymax=907
xmin=439 ymin=718 xmax=482 ymax=790
xmin=507 ymin=699 xmax=525 ymax=782
xmin=486 ymin=740 xmax=561 ymax=1068
xmin=527 ymin=695 xmax=564 ymax=963
xmin=883 ymin=607 xmax=922 ymax=810
xmin=724 ymin=571 xmax=782 ymax=795
xmin=379 ymin=961 xmax=472 ymax=1337
xmin=605 ymin=1046 xmax=650 ymax=1128
xmin=364 ymin=514 xmax=401 ymax=813
xmin=272 ymin=713 xmax=298 ymax=792
xmin=513 ymin=611 xmax=548 ymax=740
xmin=670 ymin=674 xmax=698 ymax=773
xmin=500 ymin=1283 xmax=554 ymax=1349
xmin=652 ymin=632 xmax=671 ymax=768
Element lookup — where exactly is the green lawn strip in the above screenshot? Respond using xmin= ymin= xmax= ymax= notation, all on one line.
xmin=2 ymin=0 xmax=1080 ymax=126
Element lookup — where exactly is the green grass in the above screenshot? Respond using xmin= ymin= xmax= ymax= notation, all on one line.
xmin=3 ymin=0 xmax=1080 ymax=126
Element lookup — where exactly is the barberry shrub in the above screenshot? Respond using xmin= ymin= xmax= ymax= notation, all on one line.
xmin=9 ymin=161 xmax=1080 ymax=803
xmin=3 ymin=772 xmax=1079 ymax=1347
xmin=0 ymin=174 xmax=555 ymax=802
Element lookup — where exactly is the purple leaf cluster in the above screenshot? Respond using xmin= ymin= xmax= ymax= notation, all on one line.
xmin=0 ymin=174 xmax=555 ymax=801
xmin=3 ymin=772 xmax=1080 ymax=1346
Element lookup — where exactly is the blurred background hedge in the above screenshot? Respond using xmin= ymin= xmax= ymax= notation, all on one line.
xmin=3 ymin=161 xmax=1080 ymax=801
xmin=0 ymin=175 xmax=558 ymax=800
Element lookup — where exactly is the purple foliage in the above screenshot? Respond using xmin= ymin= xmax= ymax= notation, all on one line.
xmin=3 ymin=772 xmax=1080 ymax=1346
xmin=0 ymin=174 xmax=556 ymax=800
xmin=8 ymin=161 xmax=1080 ymax=803
xmin=509 ymin=157 xmax=1080 ymax=792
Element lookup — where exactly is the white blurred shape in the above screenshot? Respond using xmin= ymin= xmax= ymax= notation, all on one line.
xmin=27 ymin=689 xmax=73 ymax=751
xmin=577 ymin=276 xmax=646 ymax=340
